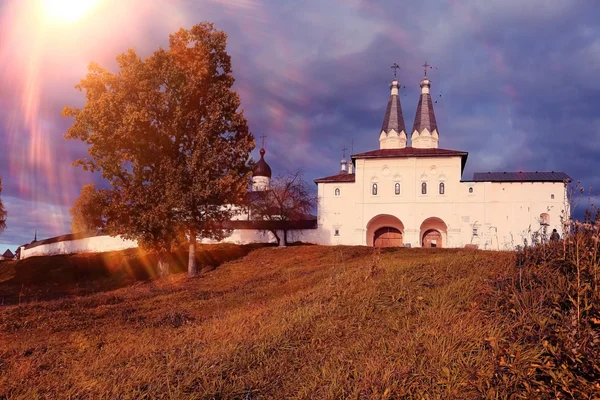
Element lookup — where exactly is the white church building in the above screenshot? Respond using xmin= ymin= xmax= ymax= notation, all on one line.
xmin=21 ymin=68 xmax=571 ymax=259
xmin=312 ymin=70 xmax=570 ymax=250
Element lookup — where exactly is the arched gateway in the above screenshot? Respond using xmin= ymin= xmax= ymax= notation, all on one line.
xmin=420 ymin=217 xmax=447 ymax=248
xmin=367 ymin=214 xmax=404 ymax=247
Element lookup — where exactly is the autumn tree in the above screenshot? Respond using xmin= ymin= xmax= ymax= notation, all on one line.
xmin=248 ymin=170 xmax=316 ymax=246
xmin=70 ymin=183 xmax=107 ymax=233
xmin=63 ymin=23 xmax=254 ymax=276
xmin=0 ymin=177 xmax=6 ymax=235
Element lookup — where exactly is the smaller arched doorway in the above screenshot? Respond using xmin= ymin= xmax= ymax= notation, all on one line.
xmin=420 ymin=217 xmax=448 ymax=248
xmin=422 ymin=229 xmax=442 ymax=247
xmin=374 ymin=227 xmax=403 ymax=247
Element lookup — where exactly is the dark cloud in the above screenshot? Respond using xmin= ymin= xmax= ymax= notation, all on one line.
xmin=1 ymin=0 xmax=599 ymax=248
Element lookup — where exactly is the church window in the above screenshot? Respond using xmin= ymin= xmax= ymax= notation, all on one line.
xmin=439 ymin=182 xmax=445 ymax=195
xmin=551 ymin=194 xmax=555 ymax=199
xmin=421 ymin=182 xmax=427 ymax=195
xmin=395 ymin=183 xmax=401 ymax=195
xmin=472 ymin=227 xmax=478 ymax=236
xmin=372 ymin=183 xmax=378 ymax=196
xmin=334 ymin=228 xmax=340 ymax=236
xmin=334 ymin=188 xmax=340 ymax=196
xmin=469 ymin=187 xmax=474 ymax=194
xmin=540 ymin=213 xmax=550 ymax=225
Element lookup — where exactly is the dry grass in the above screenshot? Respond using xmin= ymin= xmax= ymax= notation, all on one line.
xmin=0 ymin=246 xmax=516 ymax=399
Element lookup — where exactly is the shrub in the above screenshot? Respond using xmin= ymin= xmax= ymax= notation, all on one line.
xmin=491 ymin=220 xmax=600 ymax=397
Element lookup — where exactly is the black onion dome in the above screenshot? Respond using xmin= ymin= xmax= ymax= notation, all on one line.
xmin=253 ymin=148 xmax=272 ymax=178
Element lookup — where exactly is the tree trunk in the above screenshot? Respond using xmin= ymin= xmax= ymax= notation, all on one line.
xmin=188 ymin=229 xmax=198 ymax=277
xmin=270 ymin=230 xmax=281 ymax=246
xmin=283 ymin=230 xmax=289 ymax=246
xmin=157 ymin=254 xmax=170 ymax=277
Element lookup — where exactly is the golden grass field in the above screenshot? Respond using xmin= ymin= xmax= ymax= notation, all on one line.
xmin=2 ymin=242 xmax=598 ymax=399
xmin=0 ymin=246 xmax=521 ymax=399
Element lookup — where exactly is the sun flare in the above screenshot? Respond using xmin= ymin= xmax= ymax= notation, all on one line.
xmin=41 ymin=0 xmax=102 ymax=22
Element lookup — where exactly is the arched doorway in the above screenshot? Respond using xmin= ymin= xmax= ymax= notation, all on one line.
xmin=420 ymin=217 xmax=448 ymax=248
xmin=422 ymin=229 xmax=442 ymax=247
xmin=366 ymin=214 xmax=405 ymax=247
xmin=374 ymin=227 xmax=403 ymax=247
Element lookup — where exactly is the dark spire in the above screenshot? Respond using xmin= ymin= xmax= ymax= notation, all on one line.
xmin=380 ymin=80 xmax=406 ymax=134
xmin=412 ymin=75 xmax=438 ymax=134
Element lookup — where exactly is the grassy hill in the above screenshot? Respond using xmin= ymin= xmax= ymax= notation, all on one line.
xmin=0 ymin=244 xmax=598 ymax=398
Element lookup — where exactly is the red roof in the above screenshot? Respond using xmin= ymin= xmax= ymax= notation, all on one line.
xmin=352 ymin=147 xmax=468 ymax=172
xmin=314 ymin=173 xmax=356 ymax=183
xmin=352 ymin=147 xmax=467 ymax=159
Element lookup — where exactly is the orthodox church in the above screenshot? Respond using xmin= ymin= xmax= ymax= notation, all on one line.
xmin=311 ymin=66 xmax=570 ymax=249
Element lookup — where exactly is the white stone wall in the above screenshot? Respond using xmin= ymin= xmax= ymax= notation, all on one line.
xmin=21 ymin=235 xmax=139 ymax=259
xmin=20 ymin=228 xmax=325 ymax=259
xmin=316 ymin=155 xmax=568 ymax=250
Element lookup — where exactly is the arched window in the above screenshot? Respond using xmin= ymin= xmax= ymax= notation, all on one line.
xmin=394 ymin=182 xmax=401 ymax=195
xmin=334 ymin=188 xmax=340 ymax=196
xmin=421 ymin=182 xmax=427 ymax=195
xmin=372 ymin=183 xmax=378 ymax=196
xmin=468 ymin=187 xmax=473 ymax=194
xmin=439 ymin=182 xmax=445 ymax=194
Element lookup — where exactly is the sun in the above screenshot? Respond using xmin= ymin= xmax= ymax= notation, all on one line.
xmin=41 ymin=0 xmax=102 ymax=23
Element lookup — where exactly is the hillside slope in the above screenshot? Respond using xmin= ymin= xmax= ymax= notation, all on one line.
xmin=0 ymin=246 xmax=513 ymax=399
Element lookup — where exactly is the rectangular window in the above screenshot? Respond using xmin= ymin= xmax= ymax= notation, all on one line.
xmin=472 ymin=228 xmax=478 ymax=236
xmin=334 ymin=229 xmax=340 ymax=236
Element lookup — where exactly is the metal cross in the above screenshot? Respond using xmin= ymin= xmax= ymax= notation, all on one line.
xmin=422 ymin=61 xmax=431 ymax=77
xmin=260 ymin=133 xmax=267 ymax=148
xmin=341 ymin=146 xmax=347 ymax=158
xmin=391 ymin=63 xmax=400 ymax=78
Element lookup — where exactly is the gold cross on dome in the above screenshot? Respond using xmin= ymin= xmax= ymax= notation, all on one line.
xmin=341 ymin=146 xmax=347 ymax=158
xmin=260 ymin=133 xmax=267 ymax=148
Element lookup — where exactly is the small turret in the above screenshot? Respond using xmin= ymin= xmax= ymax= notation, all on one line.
xmin=252 ymin=135 xmax=272 ymax=191
xmin=339 ymin=147 xmax=348 ymax=174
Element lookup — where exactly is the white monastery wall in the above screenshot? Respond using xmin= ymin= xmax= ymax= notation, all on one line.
xmin=21 ymin=235 xmax=139 ymax=259
xmin=21 ymin=228 xmax=325 ymax=259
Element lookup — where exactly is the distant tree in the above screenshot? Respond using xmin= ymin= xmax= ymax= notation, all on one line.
xmin=63 ymin=23 xmax=254 ymax=277
xmin=248 ymin=170 xmax=316 ymax=246
xmin=0 ymin=177 xmax=6 ymax=234
xmin=70 ymin=184 xmax=107 ymax=233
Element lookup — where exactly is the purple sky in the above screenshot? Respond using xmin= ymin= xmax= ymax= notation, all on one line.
xmin=1 ymin=0 xmax=599 ymax=249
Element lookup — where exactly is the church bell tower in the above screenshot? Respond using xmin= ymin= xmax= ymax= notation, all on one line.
xmin=379 ymin=63 xmax=407 ymax=149
xmin=411 ymin=62 xmax=439 ymax=149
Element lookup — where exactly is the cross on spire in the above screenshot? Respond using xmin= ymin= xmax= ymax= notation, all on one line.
xmin=341 ymin=146 xmax=347 ymax=158
xmin=260 ymin=134 xmax=267 ymax=149
xmin=422 ymin=61 xmax=431 ymax=77
xmin=391 ymin=63 xmax=400 ymax=79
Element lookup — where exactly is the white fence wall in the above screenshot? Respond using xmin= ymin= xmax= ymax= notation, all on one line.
xmin=20 ymin=229 xmax=322 ymax=259
xmin=21 ymin=235 xmax=138 ymax=259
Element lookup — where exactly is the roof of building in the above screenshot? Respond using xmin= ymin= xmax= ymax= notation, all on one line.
xmin=253 ymin=148 xmax=272 ymax=178
xmin=2 ymin=249 xmax=14 ymax=258
xmin=412 ymin=78 xmax=438 ymax=134
xmin=471 ymin=171 xmax=572 ymax=182
xmin=314 ymin=173 xmax=356 ymax=184
xmin=352 ymin=147 xmax=467 ymax=159
xmin=381 ymin=81 xmax=406 ymax=134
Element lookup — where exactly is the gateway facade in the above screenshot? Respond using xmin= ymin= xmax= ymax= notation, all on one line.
xmin=314 ymin=72 xmax=570 ymax=250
